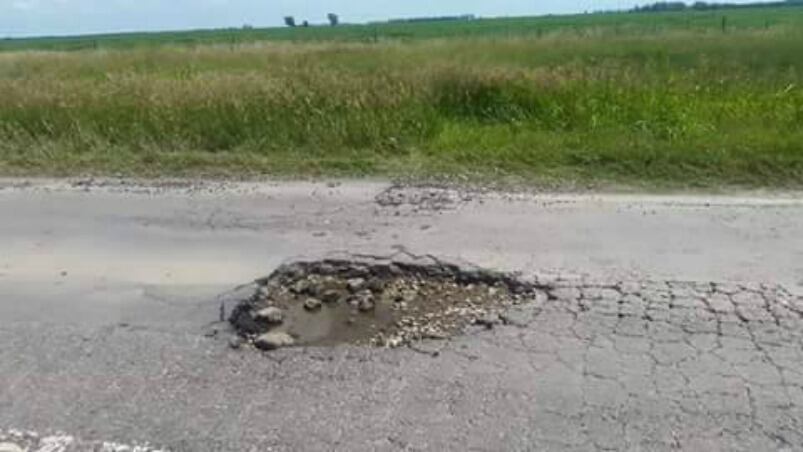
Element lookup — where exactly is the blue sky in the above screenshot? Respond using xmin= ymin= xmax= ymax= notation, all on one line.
xmin=0 ymin=0 xmax=764 ymax=37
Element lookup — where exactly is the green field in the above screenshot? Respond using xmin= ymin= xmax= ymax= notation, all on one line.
xmin=1 ymin=7 xmax=802 ymax=187
xmin=3 ymin=6 xmax=803 ymax=51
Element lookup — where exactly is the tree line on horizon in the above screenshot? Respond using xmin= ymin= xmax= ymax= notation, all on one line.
xmin=284 ymin=13 xmax=339 ymax=28
xmin=633 ymin=0 xmax=803 ymax=12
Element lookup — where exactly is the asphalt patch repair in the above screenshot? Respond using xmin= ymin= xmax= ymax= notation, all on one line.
xmin=229 ymin=255 xmax=539 ymax=350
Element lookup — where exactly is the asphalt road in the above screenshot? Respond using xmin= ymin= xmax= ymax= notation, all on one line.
xmin=1 ymin=179 xmax=802 ymax=451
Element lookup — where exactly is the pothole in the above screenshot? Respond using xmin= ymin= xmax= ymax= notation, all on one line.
xmin=229 ymin=255 xmax=539 ymax=350
xmin=374 ymin=185 xmax=473 ymax=214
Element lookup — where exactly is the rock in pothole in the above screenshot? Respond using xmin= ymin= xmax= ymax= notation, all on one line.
xmin=254 ymin=331 xmax=296 ymax=351
xmin=0 ymin=443 xmax=23 ymax=452
xmin=253 ymin=306 xmax=284 ymax=324
xmin=229 ymin=255 xmax=540 ymax=350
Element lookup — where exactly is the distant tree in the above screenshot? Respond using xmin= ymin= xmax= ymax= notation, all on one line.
xmin=284 ymin=16 xmax=296 ymax=27
xmin=633 ymin=1 xmax=687 ymax=12
xmin=327 ymin=13 xmax=340 ymax=27
xmin=302 ymin=20 xmax=310 ymax=27
xmin=386 ymin=14 xmax=477 ymax=24
xmin=635 ymin=0 xmax=803 ymax=12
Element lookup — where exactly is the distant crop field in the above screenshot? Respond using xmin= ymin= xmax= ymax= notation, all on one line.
xmin=1 ymin=7 xmax=802 ymax=187
xmin=2 ymin=6 xmax=803 ymax=51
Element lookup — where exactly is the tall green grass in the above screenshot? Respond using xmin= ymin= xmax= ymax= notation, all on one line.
xmin=1 ymin=26 xmax=802 ymax=186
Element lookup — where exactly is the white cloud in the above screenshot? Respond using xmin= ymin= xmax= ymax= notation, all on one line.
xmin=10 ymin=0 xmax=37 ymax=10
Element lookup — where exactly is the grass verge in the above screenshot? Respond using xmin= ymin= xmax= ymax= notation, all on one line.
xmin=1 ymin=27 xmax=802 ymax=188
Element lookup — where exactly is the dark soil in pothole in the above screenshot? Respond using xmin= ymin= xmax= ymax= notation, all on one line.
xmin=229 ymin=257 xmax=538 ymax=350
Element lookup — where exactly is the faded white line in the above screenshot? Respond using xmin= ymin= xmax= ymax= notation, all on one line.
xmin=0 ymin=429 xmax=168 ymax=452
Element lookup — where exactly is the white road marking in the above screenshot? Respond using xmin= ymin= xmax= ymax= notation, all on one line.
xmin=0 ymin=430 xmax=167 ymax=452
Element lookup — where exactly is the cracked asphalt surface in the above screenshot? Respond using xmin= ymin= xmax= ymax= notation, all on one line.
xmin=1 ymin=179 xmax=803 ymax=451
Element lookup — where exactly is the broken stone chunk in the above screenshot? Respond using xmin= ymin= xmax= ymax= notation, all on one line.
xmin=347 ymin=278 xmax=367 ymax=292
xmin=254 ymin=307 xmax=284 ymax=324
xmin=474 ymin=314 xmax=500 ymax=329
xmin=385 ymin=336 xmax=404 ymax=348
xmin=304 ymin=298 xmax=323 ymax=311
xmin=228 ymin=335 xmax=245 ymax=349
xmin=358 ymin=297 xmax=376 ymax=312
xmin=254 ymin=332 xmax=295 ymax=351
xmin=0 ymin=443 xmax=24 ymax=452
xmin=367 ymin=278 xmax=385 ymax=293
xmin=292 ymin=279 xmax=312 ymax=295
xmin=321 ymin=289 xmax=342 ymax=304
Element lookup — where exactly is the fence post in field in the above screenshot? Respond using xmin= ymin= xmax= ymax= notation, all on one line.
xmin=721 ymin=16 xmax=727 ymax=33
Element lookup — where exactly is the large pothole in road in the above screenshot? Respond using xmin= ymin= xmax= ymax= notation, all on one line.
xmin=229 ymin=255 xmax=538 ymax=351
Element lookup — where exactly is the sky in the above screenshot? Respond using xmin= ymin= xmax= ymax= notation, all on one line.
xmin=0 ymin=0 xmax=766 ymax=38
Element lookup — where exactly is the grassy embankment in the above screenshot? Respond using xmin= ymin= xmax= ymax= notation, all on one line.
xmin=1 ymin=8 xmax=802 ymax=187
